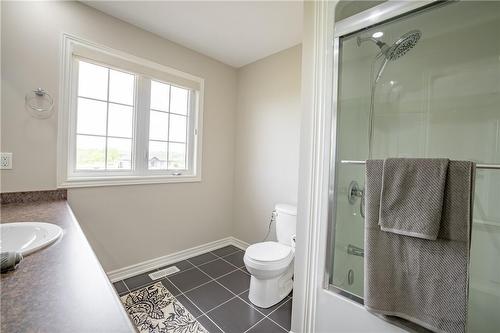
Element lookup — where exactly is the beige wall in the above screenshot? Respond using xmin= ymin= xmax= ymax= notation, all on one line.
xmin=233 ymin=45 xmax=302 ymax=244
xmin=1 ymin=1 xmax=237 ymax=271
xmin=1 ymin=1 xmax=302 ymax=273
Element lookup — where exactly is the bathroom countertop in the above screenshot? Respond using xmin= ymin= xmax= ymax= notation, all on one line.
xmin=0 ymin=198 xmax=136 ymax=333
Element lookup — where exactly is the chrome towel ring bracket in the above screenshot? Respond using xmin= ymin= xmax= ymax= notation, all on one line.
xmin=25 ymin=88 xmax=54 ymax=119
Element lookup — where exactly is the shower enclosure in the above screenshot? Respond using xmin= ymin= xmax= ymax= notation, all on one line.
xmin=326 ymin=1 xmax=500 ymax=332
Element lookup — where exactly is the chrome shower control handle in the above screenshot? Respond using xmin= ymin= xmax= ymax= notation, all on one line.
xmin=348 ymin=181 xmax=364 ymax=202
xmin=348 ymin=181 xmax=365 ymax=218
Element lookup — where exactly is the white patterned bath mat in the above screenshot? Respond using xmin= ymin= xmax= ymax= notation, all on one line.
xmin=120 ymin=282 xmax=208 ymax=333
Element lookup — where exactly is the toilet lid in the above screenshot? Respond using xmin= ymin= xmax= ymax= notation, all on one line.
xmin=246 ymin=242 xmax=292 ymax=262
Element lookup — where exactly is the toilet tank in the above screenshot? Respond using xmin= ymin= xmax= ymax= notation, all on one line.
xmin=275 ymin=204 xmax=297 ymax=246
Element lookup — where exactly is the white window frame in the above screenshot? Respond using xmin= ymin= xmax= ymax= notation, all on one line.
xmin=57 ymin=34 xmax=204 ymax=188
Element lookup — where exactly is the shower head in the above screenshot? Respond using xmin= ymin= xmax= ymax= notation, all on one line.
xmin=359 ymin=30 xmax=422 ymax=159
xmin=385 ymin=30 xmax=421 ymax=60
xmin=357 ymin=29 xmax=422 ymax=61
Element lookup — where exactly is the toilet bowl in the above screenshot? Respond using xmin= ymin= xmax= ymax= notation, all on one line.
xmin=244 ymin=204 xmax=296 ymax=308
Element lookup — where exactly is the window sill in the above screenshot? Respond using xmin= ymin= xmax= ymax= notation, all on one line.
xmin=58 ymin=174 xmax=201 ymax=188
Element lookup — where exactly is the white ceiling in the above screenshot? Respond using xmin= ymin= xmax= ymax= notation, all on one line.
xmin=83 ymin=1 xmax=303 ymax=68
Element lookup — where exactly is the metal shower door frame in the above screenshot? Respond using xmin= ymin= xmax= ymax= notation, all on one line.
xmin=324 ymin=0 xmax=444 ymax=300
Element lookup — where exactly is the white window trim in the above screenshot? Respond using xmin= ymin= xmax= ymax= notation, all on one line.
xmin=57 ymin=34 xmax=204 ymax=188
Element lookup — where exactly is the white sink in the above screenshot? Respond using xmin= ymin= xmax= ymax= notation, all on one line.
xmin=0 ymin=222 xmax=63 ymax=256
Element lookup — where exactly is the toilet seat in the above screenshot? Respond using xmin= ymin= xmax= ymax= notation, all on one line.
xmin=245 ymin=241 xmax=293 ymax=271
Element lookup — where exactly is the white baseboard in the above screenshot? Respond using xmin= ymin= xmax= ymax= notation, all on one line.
xmin=107 ymin=236 xmax=249 ymax=282
xmin=229 ymin=236 xmax=250 ymax=250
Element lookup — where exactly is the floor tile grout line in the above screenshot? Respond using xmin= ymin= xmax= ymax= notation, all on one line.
xmin=170 ymin=265 xmax=241 ymax=296
xmin=122 ymin=248 xmax=244 ymax=292
xmin=192 ymin=292 xmax=237 ymax=320
xmin=197 ymin=265 xmax=242 ymax=281
xmin=164 ymin=259 xmax=249 ymax=333
xmin=262 ymin=298 xmax=293 ymax=332
xmin=242 ymin=315 xmax=287 ymax=333
xmin=199 ymin=249 xmax=248 ymax=274
xmin=125 ymin=268 xmax=249 ymax=297
xmin=194 ymin=250 xmax=243 ymax=271
xmin=219 ymin=255 xmax=246 ymax=270
xmin=118 ymin=255 xmax=280 ymax=308
xmin=187 ymin=256 xmax=221 ymax=268
xmin=181 ymin=291 xmax=230 ymax=333
xmin=234 ymin=294 xmax=268 ymax=318
xmin=201 ymin=294 xmax=239 ymax=317
xmin=168 ymin=269 xmax=215 ymax=294
xmin=210 ymin=249 xmax=249 ymax=273
xmin=266 ymin=316 xmax=290 ymax=332
xmin=232 ymin=292 xmax=289 ymax=332
xmin=165 ymin=269 xmax=228 ymax=333
xmin=217 ymin=244 xmax=294 ymax=328
xmin=117 ymin=248 xmax=292 ymax=333
xmin=118 ymin=247 xmax=240 ymax=286
xmin=120 ymin=274 xmax=227 ymax=333
xmin=213 ymin=248 xmax=242 ymax=258
xmin=242 ymin=316 xmax=268 ymax=333
xmin=165 ymin=264 xmax=241 ymax=298
xmin=193 ymin=262 xmax=279 ymax=327
xmin=196 ymin=265 xmax=243 ymax=298
xmin=198 ymin=315 xmax=225 ymax=333
xmin=115 ymin=282 xmax=130 ymax=297
xmin=217 ymin=267 xmax=244 ymax=278
xmin=210 ymin=249 xmax=245 ymax=269
xmin=121 ymin=272 xmax=290 ymax=330
xmin=117 ymin=249 xmax=251 ymax=333
xmin=234 ymin=291 xmax=293 ymax=331
xmin=180 ymin=294 xmax=227 ymax=333
xmin=120 ymin=280 xmax=131 ymax=293
xmin=195 ymin=266 xmax=279 ymax=323
xmin=265 ymin=296 xmax=293 ymax=318
xmin=187 ymin=247 xmax=242 ymax=268
xmin=211 ymin=247 xmax=243 ymax=258
xmin=232 ymin=288 xmax=279 ymax=318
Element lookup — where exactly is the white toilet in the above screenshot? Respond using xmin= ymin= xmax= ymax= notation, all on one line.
xmin=244 ymin=204 xmax=296 ymax=308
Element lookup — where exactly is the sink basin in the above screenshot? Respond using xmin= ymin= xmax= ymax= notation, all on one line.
xmin=0 ymin=222 xmax=62 ymax=256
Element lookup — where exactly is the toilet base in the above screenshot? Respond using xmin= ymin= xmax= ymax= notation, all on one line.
xmin=248 ymin=264 xmax=293 ymax=308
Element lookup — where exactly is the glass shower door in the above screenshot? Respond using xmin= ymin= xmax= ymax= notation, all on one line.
xmin=328 ymin=1 xmax=500 ymax=331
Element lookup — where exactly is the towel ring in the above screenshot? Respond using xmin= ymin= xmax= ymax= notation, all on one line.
xmin=25 ymin=88 xmax=54 ymax=119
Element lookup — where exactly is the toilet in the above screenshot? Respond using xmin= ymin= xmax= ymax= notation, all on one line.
xmin=244 ymin=204 xmax=296 ymax=308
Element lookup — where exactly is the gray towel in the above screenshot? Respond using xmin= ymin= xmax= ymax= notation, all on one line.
xmin=0 ymin=252 xmax=23 ymax=273
xmin=379 ymin=158 xmax=449 ymax=240
xmin=364 ymin=160 xmax=475 ymax=333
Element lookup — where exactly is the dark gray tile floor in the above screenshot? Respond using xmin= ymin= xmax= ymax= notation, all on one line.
xmin=113 ymin=245 xmax=292 ymax=333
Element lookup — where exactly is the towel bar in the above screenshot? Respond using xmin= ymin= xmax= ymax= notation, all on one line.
xmin=340 ymin=160 xmax=500 ymax=170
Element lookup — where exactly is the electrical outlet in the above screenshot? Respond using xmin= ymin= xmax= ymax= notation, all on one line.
xmin=0 ymin=153 xmax=13 ymax=169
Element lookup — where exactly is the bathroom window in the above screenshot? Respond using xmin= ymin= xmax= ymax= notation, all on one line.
xmin=148 ymin=81 xmax=190 ymax=171
xmin=75 ymin=61 xmax=135 ymax=171
xmin=58 ymin=35 xmax=204 ymax=187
